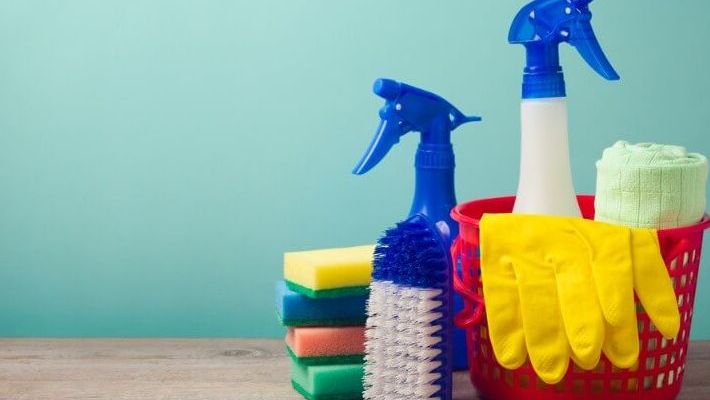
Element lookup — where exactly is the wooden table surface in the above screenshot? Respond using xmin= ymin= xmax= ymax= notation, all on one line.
xmin=0 ymin=339 xmax=707 ymax=399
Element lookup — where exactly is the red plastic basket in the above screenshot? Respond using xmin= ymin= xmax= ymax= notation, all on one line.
xmin=451 ymin=195 xmax=710 ymax=400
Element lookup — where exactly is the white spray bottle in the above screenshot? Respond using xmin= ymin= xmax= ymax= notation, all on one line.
xmin=509 ymin=0 xmax=619 ymax=216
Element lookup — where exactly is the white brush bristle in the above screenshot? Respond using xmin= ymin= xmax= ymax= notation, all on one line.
xmin=364 ymin=280 xmax=445 ymax=400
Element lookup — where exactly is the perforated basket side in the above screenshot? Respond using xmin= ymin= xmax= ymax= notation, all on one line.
xmin=451 ymin=195 xmax=710 ymax=400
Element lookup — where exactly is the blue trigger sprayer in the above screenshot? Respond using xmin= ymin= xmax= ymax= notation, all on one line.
xmin=509 ymin=0 xmax=619 ymax=216
xmin=354 ymin=79 xmax=480 ymax=234
xmin=354 ymin=78 xmax=481 ymax=373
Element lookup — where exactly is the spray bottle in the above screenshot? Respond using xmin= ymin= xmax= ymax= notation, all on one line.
xmin=509 ymin=0 xmax=619 ymax=215
xmin=354 ymin=78 xmax=480 ymax=372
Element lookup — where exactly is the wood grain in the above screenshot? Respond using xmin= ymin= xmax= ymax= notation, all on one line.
xmin=0 ymin=339 xmax=706 ymax=399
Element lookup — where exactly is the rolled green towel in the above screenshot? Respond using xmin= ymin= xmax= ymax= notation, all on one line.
xmin=595 ymin=141 xmax=708 ymax=229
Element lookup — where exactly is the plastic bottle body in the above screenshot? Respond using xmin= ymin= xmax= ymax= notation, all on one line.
xmin=410 ymin=143 xmax=468 ymax=370
xmin=513 ymin=97 xmax=581 ymax=217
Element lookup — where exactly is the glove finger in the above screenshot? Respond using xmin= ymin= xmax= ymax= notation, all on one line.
xmin=631 ymin=229 xmax=680 ymax=339
xmin=555 ymin=259 xmax=604 ymax=370
xmin=479 ymin=216 xmax=528 ymax=371
xmin=571 ymin=352 xmax=601 ymax=372
xmin=513 ymin=260 xmax=570 ymax=384
xmin=481 ymin=255 xmax=526 ymax=370
xmin=602 ymin=316 xmax=640 ymax=369
xmin=589 ymin=225 xmax=639 ymax=368
xmin=570 ymin=220 xmax=641 ymax=369
xmin=573 ymin=221 xmax=636 ymax=327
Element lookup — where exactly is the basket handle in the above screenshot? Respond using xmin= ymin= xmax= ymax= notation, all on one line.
xmin=451 ymin=237 xmax=485 ymax=329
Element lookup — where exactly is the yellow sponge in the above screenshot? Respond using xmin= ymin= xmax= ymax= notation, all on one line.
xmin=284 ymin=245 xmax=375 ymax=298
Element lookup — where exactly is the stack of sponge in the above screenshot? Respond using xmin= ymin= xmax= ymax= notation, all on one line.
xmin=275 ymin=245 xmax=375 ymax=400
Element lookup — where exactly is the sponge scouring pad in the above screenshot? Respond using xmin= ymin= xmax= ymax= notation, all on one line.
xmin=291 ymin=359 xmax=364 ymax=400
xmin=287 ymin=346 xmax=363 ymax=366
xmin=286 ymin=327 xmax=365 ymax=358
xmin=284 ymin=245 xmax=374 ymax=299
xmin=275 ymin=281 xmax=367 ymax=327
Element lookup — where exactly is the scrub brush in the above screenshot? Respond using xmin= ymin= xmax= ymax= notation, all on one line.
xmin=353 ymin=79 xmax=480 ymax=400
xmin=364 ymin=215 xmax=452 ymax=399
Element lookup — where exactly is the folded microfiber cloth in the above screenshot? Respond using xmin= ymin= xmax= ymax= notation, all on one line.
xmin=275 ymin=281 xmax=367 ymax=327
xmin=595 ymin=141 xmax=708 ymax=229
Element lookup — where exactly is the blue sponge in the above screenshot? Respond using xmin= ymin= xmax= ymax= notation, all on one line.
xmin=275 ymin=281 xmax=367 ymax=326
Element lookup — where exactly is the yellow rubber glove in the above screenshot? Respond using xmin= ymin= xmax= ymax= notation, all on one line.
xmin=480 ymin=214 xmax=680 ymax=384
xmin=601 ymin=228 xmax=680 ymax=368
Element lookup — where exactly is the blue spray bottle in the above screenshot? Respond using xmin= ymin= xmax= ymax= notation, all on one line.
xmin=510 ymin=0 xmax=619 ymax=216
xmin=354 ymin=79 xmax=479 ymax=243
xmin=355 ymin=79 xmax=480 ymax=399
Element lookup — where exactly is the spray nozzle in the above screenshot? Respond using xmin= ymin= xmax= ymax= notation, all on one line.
xmin=509 ymin=0 xmax=619 ymax=98
xmin=353 ymin=79 xmax=480 ymax=175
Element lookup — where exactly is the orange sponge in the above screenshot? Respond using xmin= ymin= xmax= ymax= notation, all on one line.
xmin=286 ymin=326 xmax=365 ymax=358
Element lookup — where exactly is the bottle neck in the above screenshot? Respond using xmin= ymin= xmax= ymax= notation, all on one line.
xmin=523 ymin=42 xmax=567 ymax=99
xmin=409 ymin=143 xmax=458 ymax=243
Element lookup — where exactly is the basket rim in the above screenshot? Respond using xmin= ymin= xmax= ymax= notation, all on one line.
xmin=451 ymin=194 xmax=710 ymax=236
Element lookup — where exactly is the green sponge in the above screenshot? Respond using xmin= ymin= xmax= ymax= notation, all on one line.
xmin=290 ymin=358 xmax=363 ymax=400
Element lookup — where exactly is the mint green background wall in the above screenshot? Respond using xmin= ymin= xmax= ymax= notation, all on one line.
xmin=0 ymin=1 xmax=708 ymax=338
